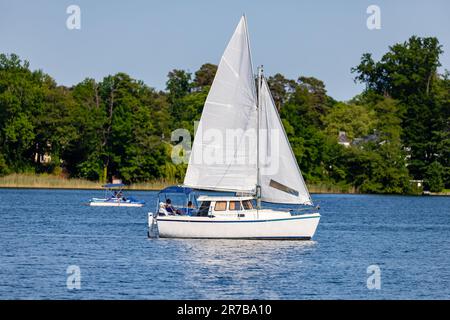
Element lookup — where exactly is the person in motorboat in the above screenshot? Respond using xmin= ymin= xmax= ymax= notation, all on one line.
xmin=109 ymin=190 xmax=117 ymax=201
xmin=111 ymin=190 xmax=126 ymax=202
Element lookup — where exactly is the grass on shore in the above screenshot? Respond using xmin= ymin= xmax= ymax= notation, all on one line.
xmin=307 ymin=182 xmax=356 ymax=194
xmin=0 ymin=173 xmax=356 ymax=193
xmin=0 ymin=173 xmax=178 ymax=190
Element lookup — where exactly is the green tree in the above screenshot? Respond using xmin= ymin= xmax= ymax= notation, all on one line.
xmin=166 ymin=69 xmax=191 ymax=101
xmin=267 ymin=73 xmax=296 ymax=110
xmin=424 ymin=161 xmax=445 ymax=192
xmin=352 ymin=36 xmax=447 ymax=181
xmin=193 ymin=63 xmax=217 ymax=89
xmin=0 ymin=54 xmax=41 ymax=171
xmin=0 ymin=49 xmax=446 ymax=193
xmin=65 ymin=78 xmax=106 ymax=180
xmin=323 ymin=102 xmax=376 ymax=140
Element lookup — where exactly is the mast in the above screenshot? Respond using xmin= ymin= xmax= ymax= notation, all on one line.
xmin=256 ymin=65 xmax=263 ymax=210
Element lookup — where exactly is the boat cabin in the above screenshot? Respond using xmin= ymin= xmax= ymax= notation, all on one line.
xmin=195 ymin=196 xmax=255 ymax=217
xmin=156 ymin=186 xmax=257 ymax=217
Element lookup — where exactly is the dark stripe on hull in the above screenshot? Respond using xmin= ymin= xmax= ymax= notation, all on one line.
xmin=157 ymin=235 xmax=312 ymax=241
xmin=157 ymin=215 xmax=320 ymax=224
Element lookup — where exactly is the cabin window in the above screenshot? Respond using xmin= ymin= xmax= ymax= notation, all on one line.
xmin=242 ymin=200 xmax=253 ymax=210
xmin=214 ymin=201 xmax=227 ymax=211
xmin=198 ymin=201 xmax=211 ymax=216
xmin=229 ymin=201 xmax=241 ymax=211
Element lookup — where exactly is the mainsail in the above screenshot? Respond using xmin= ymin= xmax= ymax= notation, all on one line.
xmin=184 ymin=16 xmax=313 ymax=205
xmin=184 ymin=16 xmax=258 ymax=192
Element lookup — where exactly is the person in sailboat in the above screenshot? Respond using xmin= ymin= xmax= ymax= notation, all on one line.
xmin=185 ymin=201 xmax=196 ymax=216
xmin=164 ymin=198 xmax=176 ymax=215
xmin=173 ymin=201 xmax=195 ymax=216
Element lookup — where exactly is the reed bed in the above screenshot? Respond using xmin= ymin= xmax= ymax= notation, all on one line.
xmin=0 ymin=173 xmax=179 ymax=190
xmin=308 ymin=183 xmax=357 ymax=194
xmin=0 ymin=173 xmax=357 ymax=193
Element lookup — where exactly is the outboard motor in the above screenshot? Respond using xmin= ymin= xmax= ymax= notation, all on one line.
xmin=147 ymin=212 xmax=159 ymax=238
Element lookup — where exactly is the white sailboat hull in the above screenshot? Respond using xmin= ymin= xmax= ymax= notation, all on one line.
xmin=148 ymin=211 xmax=320 ymax=240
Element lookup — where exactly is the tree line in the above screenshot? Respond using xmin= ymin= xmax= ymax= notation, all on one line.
xmin=0 ymin=36 xmax=448 ymax=193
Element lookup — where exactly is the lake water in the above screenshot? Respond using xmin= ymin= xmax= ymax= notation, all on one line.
xmin=0 ymin=188 xmax=449 ymax=299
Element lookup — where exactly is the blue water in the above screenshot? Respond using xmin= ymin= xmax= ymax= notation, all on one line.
xmin=0 ymin=189 xmax=449 ymax=299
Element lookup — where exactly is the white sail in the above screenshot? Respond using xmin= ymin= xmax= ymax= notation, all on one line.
xmin=184 ymin=16 xmax=258 ymax=192
xmin=258 ymin=78 xmax=313 ymax=205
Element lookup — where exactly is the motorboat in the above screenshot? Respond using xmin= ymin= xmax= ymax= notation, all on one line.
xmin=89 ymin=183 xmax=145 ymax=207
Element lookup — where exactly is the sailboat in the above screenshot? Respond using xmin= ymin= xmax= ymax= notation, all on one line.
xmin=148 ymin=16 xmax=320 ymax=239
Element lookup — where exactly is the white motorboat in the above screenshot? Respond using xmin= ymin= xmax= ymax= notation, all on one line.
xmin=88 ymin=183 xmax=145 ymax=207
xmin=148 ymin=16 xmax=320 ymax=239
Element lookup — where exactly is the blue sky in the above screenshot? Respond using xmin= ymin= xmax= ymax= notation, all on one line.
xmin=1 ymin=0 xmax=449 ymax=101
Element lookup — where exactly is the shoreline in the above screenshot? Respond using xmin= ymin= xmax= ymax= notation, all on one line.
xmin=0 ymin=184 xmax=354 ymax=194
xmin=1 ymin=185 xmax=449 ymax=196
xmin=0 ymin=174 xmax=448 ymax=196
xmin=0 ymin=173 xmax=357 ymax=194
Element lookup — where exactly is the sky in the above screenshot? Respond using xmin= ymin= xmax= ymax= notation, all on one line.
xmin=0 ymin=0 xmax=449 ymax=101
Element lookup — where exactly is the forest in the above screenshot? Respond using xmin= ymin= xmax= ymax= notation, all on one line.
xmin=0 ymin=35 xmax=449 ymax=193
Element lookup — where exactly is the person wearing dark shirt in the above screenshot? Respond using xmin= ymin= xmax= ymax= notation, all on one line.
xmin=165 ymin=199 xmax=175 ymax=214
